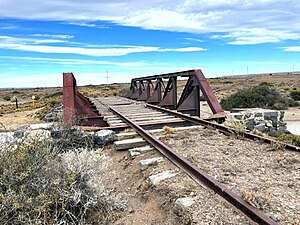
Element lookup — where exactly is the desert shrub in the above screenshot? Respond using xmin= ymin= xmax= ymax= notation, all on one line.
xmin=118 ymin=85 xmax=130 ymax=97
xmin=34 ymin=95 xmax=40 ymax=100
xmin=288 ymin=98 xmax=300 ymax=107
xmin=290 ymin=90 xmax=300 ymax=101
xmin=277 ymin=134 xmax=300 ymax=147
xmin=0 ymin=126 xmax=127 ymax=224
xmin=44 ymin=91 xmax=63 ymax=99
xmin=220 ymin=83 xmax=289 ymax=110
xmin=3 ymin=95 xmax=11 ymax=101
xmin=259 ymin=82 xmax=273 ymax=87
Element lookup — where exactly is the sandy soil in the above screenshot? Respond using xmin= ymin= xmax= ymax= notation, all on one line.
xmin=284 ymin=107 xmax=300 ymax=121
xmin=102 ymin=145 xmax=182 ymax=225
xmin=0 ymin=109 xmax=42 ymax=131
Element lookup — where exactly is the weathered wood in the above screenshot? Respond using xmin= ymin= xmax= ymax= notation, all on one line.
xmin=108 ymin=116 xmax=175 ymax=124
xmin=114 ymin=136 xmax=162 ymax=150
xmin=116 ymin=125 xmax=202 ymax=140
xmin=114 ymin=138 xmax=147 ymax=150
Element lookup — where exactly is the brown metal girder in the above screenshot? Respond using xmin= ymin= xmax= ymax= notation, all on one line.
xmin=63 ymin=72 xmax=99 ymax=125
xmin=63 ymin=73 xmax=76 ymax=124
xmin=159 ymin=77 xmax=177 ymax=109
xmin=146 ymin=78 xmax=162 ymax=104
xmin=176 ymin=76 xmax=200 ymax=116
xmin=109 ymin=106 xmax=278 ymax=225
xmin=177 ymin=86 xmax=200 ymax=116
xmin=137 ymin=81 xmax=150 ymax=101
xmin=194 ymin=69 xmax=224 ymax=115
xmin=127 ymin=81 xmax=136 ymax=98
xmin=132 ymin=69 xmax=194 ymax=81
xmin=130 ymin=81 xmax=139 ymax=99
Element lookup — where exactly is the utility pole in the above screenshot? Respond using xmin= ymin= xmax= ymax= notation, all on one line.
xmin=106 ymin=71 xmax=109 ymax=84
xmin=247 ymin=65 xmax=248 ymax=75
xmin=293 ymin=64 xmax=295 ymax=74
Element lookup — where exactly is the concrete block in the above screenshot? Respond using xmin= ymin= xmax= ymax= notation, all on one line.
xmin=30 ymin=123 xmax=54 ymax=130
xmin=148 ymin=170 xmax=178 ymax=185
xmin=114 ymin=138 xmax=147 ymax=150
xmin=139 ymin=157 xmax=164 ymax=166
xmin=175 ymin=197 xmax=195 ymax=209
xmin=128 ymin=145 xmax=154 ymax=157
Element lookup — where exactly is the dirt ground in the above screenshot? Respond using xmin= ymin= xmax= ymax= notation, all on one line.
xmin=163 ymin=127 xmax=300 ymax=224
xmin=101 ymin=145 xmax=182 ymax=225
xmin=0 ymin=109 xmax=42 ymax=131
xmin=0 ymin=87 xmax=62 ymax=105
xmin=102 ymin=135 xmax=256 ymax=224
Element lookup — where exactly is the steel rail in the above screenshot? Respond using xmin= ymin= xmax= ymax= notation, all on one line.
xmin=131 ymin=69 xmax=195 ymax=81
xmin=109 ymin=106 xmax=278 ymax=225
xmin=146 ymin=104 xmax=300 ymax=152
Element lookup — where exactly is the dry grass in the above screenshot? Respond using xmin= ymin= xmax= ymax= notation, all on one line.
xmin=78 ymin=84 xmax=129 ymax=98
xmin=0 ymin=124 xmax=127 ymax=224
xmin=240 ymin=189 xmax=273 ymax=212
xmin=163 ymin=126 xmax=177 ymax=134
xmin=224 ymin=118 xmax=247 ymax=132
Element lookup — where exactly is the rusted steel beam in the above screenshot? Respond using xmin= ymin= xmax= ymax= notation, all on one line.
xmin=194 ymin=69 xmax=224 ymax=115
xmin=128 ymin=69 xmax=224 ymax=119
xmin=159 ymin=77 xmax=177 ymax=109
xmin=146 ymin=78 xmax=162 ymax=104
xmin=132 ymin=70 xmax=195 ymax=81
xmin=137 ymin=81 xmax=149 ymax=101
xmin=146 ymin=104 xmax=299 ymax=151
xmin=63 ymin=72 xmax=76 ymax=124
xmin=176 ymin=76 xmax=200 ymax=116
xmin=130 ymin=81 xmax=139 ymax=99
xmin=63 ymin=72 xmax=108 ymax=126
xmin=109 ymin=106 xmax=278 ymax=225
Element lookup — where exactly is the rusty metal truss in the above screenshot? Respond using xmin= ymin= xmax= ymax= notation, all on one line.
xmin=63 ymin=72 xmax=108 ymax=126
xmin=127 ymin=69 xmax=225 ymax=120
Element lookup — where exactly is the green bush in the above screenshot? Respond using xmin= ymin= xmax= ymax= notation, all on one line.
xmin=3 ymin=95 xmax=11 ymax=101
xmin=220 ymin=83 xmax=289 ymax=110
xmin=277 ymin=134 xmax=300 ymax=147
xmin=290 ymin=90 xmax=300 ymax=101
xmin=288 ymin=98 xmax=300 ymax=107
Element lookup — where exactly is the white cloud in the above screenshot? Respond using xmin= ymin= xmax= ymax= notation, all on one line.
xmin=0 ymin=36 xmax=206 ymax=56
xmin=65 ymin=22 xmax=109 ymax=29
xmin=184 ymin=38 xmax=204 ymax=43
xmin=31 ymin=34 xmax=74 ymax=39
xmin=282 ymin=46 xmax=300 ymax=52
xmin=0 ymin=1 xmax=299 ymax=45
xmin=161 ymin=47 xmax=206 ymax=52
xmin=212 ymin=28 xmax=300 ymax=45
xmin=0 ymin=56 xmax=147 ymax=67
xmin=0 ymin=35 xmax=70 ymax=45
xmin=0 ymin=25 xmax=18 ymax=29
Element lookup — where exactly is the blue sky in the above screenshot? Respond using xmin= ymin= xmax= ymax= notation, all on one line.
xmin=0 ymin=0 xmax=300 ymax=87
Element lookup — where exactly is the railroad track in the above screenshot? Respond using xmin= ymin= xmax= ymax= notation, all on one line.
xmin=87 ymin=96 xmax=300 ymax=225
